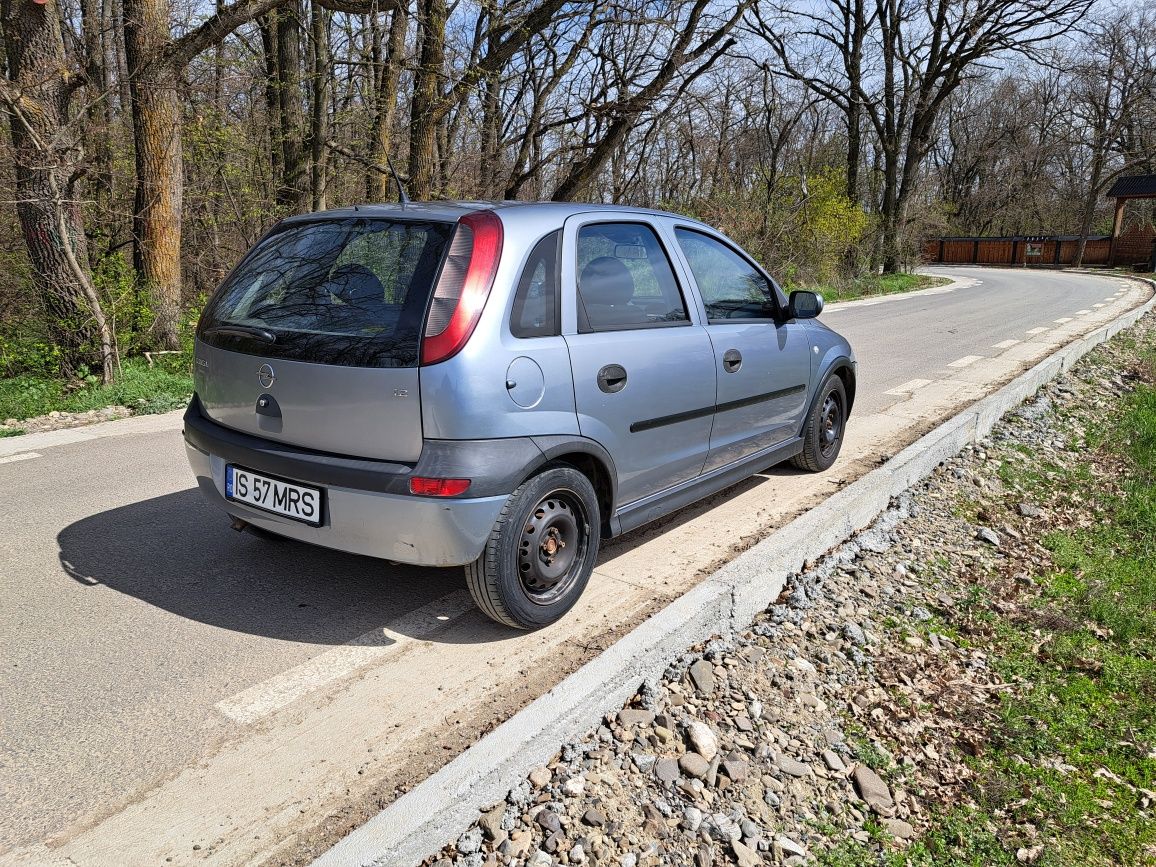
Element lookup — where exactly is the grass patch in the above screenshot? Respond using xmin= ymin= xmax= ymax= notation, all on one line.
xmin=908 ymin=361 xmax=1154 ymax=865
xmin=0 ymin=354 xmax=192 ymax=421
xmin=814 ymin=272 xmax=952 ymax=304
xmin=821 ymin=347 xmax=1156 ymax=867
xmin=821 ymin=808 xmax=1015 ymax=866
xmin=0 ymin=427 xmax=25 ymax=437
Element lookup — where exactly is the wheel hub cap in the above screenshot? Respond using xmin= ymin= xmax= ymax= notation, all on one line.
xmin=518 ymin=496 xmax=581 ymax=598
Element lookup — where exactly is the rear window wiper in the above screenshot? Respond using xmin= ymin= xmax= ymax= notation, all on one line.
xmin=203 ymin=324 xmax=277 ymax=343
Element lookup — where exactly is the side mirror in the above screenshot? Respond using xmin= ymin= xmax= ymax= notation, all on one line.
xmin=788 ymin=290 xmax=824 ymax=319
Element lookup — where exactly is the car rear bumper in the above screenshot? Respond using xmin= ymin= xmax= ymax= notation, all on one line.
xmin=185 ymin=441 xmax=506 ymax=566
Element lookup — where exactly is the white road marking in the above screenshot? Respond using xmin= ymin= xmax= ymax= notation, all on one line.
xmin=948 ymin=355 xmax=984 ymax=369
xmin=1075 ymin=309 xmax=1091 ymax=315
xmin=884 ymin=378 xmax=933 ymax=396
xmin=1026 ymin=327 xmax=1049 ymax=335
xmin=216 ymin=590 xmax=476 ymax=724
xmin=1053 ymin=317 xmax=1073 ymax=324
xmin=992 ymin=339 xmax=1020 ymax=349
xmin=0 ymin=451 xmax=42 ymax=465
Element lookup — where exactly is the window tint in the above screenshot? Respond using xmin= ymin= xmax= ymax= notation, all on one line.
xmin=675 ymin=228 xmax=778 ymax=321
xmin=511 ymin=231 xmax=560 ymax=338
xmin=199 ymin=218 xmax=453 ymax=368
xmin=575 ymin=222 xmax=689 ymax=332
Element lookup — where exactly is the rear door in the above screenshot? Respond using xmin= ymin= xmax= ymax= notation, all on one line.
xmin=195 ymin=217 xmax=454 ymax=462
xmin=672 ymin=227 xmax=811 ymax=473
xmin=561 ymin=215 xmax=716 ymax=507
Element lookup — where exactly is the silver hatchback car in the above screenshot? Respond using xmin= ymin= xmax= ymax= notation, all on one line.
xmin=184 ymin=202 xmax=856 ymax=628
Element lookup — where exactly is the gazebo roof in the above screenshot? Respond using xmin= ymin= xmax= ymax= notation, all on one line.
xmin=1106 ymin=174 xmax=1156 ymax=199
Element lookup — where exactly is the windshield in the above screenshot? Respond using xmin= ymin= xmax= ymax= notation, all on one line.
xmin=198 ymin=218 xmax=454 ymax=368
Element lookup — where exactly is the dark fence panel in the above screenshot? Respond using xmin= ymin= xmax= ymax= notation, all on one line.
xmin=923 ymin=235 xmax=1113 ymax=267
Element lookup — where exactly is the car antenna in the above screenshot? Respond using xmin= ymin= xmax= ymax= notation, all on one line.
xmin=385 ymin=155 xmax=410 ymax=206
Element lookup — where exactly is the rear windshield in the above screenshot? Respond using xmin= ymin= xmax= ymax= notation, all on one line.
xmin=198 ymin=218 xmax=454 ymax=368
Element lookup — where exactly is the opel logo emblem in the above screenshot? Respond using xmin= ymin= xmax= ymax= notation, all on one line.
xmin=257 ymin=363 xmax=275 ymax=389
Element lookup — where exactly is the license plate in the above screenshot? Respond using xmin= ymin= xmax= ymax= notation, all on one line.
xmin=226 ymin=465 xmax=322 ymax=526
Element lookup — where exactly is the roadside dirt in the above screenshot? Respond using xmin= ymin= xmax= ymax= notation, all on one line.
xmin=417 ymin=310 xmax=1156 ymax=867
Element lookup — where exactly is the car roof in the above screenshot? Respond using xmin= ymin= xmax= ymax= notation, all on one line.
xmin=279 ymin=200 xmax=714 ymax=229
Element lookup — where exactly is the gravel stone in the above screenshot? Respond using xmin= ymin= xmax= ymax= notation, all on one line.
xmin=688 ymin=659 xmax=716 ymax=694
xmin=883 ymin=818 xmax=915 ymax=839
xmin=821 ymin=750 xmax=846 ymax=773
xmin=617 ymin=709 xmax=655 ymax=727
xmin=843 ymin=622 xmax=867 ymax=647
xmin=685 ymin=720 xmax=718 ymax=760
xmin=975 ymin=526 xmax=1001 ymax=547
xmin=455 ymin=826 xmax=484 ymax=855
xmin=775 ymin=756 xmax=812 ymax=778
xmin=535 ymin=809 xmax=562 ymax=834
xmin=654 ymin=757 xmax=680 ymax=783
xmin=679 ymin=752 xmax=711 ymax=779
xmin=852 ymin=765 xmax=894 ymax=812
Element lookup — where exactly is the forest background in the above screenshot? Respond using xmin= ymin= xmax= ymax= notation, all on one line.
xmin=0 ymin=0 xmax=1152 ymax=407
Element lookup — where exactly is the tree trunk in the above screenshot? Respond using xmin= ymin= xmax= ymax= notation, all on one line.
xmin=259 ymin=15 xmax=284 ymax=197
xmin=1073 ymin=149 xmax=1106 ymax=268
xmin=124 ymin=0 xmax=185 ymax=350
xmin=275 ymin=2 xmax=309 ymax=210
xmin=309 ymin=1 xmax=329 ymax=211
xmin=409 ymin=0 xmax=447 ymax=199
xmin=368 ymin=2 xmax=407 ymax=200
xmin=2 ymin=0 xmax=114 ymax=380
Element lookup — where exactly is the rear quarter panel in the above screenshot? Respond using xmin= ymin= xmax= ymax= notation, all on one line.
xmin=419 ymin=209 xmax=580 ymax=440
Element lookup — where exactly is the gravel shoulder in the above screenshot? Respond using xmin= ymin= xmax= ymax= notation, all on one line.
xmin=421 ymin=310 xmax=1156 ymax=867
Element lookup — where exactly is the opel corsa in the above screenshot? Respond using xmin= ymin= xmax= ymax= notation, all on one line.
xmin=184 ymin=202 xmax=856 ymax=628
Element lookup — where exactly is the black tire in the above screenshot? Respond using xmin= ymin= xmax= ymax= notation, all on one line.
xmin=466 ymin=466 xmax=601 ymax=630
xmin=791 ymin=374 xmax=847 ymax=472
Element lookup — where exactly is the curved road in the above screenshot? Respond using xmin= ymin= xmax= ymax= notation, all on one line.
xmin=0 ymin=267 xmax=1146 ymax=865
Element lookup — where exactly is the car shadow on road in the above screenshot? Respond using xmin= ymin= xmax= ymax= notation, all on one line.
xmin=56 ymin=458 xmax=817 ymax=647
xmin=54 ymin=488 xmax=511 ymax=646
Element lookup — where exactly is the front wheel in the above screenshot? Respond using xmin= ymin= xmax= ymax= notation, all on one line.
xmin=792 ymin=374 xmax=847 ymax=472
xmin=466 ymin=466 xmax=601 ymax=629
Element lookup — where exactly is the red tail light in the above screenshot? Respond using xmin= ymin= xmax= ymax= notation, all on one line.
xmin=421 ymin=210 xmax=503 ymax=366
xmin=409 ymin=477 xmax=472 ymax=497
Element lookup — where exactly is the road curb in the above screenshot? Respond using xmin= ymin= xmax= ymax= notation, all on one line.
xmin=0 ymin=408 xmax=184 ymax=458
xmin=314 ymin=278 xmax=1155 ymax=867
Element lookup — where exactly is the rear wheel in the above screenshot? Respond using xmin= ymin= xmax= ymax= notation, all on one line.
xmin=791 ymin=374 xmax=847 ymax=472
xmin=466 ymin=466 xmax=600 ymax=629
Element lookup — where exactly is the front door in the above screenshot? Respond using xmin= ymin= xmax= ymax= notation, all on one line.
xmin=672 ymin=227 xmax=812 ymax=473
xmin=561 ymin=217 xmax=716 ymax=507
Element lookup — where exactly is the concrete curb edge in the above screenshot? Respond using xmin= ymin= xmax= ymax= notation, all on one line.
xmin=314 ymin=278 xmax=1155 ymax=867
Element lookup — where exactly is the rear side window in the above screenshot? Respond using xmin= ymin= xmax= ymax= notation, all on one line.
xmin=510 ymin=231 xmax=560 ymax=338
xmin=199 ymin=218 xmax=453 ymax=368
xmin=675 ymin=228 xmax=779 ymax=321
xmin=575 ymin=222 xmax=689 ymax=332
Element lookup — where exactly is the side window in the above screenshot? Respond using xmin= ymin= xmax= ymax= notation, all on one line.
xmin=675 ymin=228 xmax=778 ymax=321
xmin=575 ymin=222 xmax=689 ymax=332
xmin=511 ymin=231 xmax=560 ymax=338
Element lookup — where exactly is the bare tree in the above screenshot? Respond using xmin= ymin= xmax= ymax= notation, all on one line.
xmin=1 ymin=0 xmax=115 ymax=381
xmin=1066 ymin=8 xmax=1156 ymax=265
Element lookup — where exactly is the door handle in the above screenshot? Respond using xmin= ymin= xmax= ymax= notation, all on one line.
xmin=597 ymin=364 xmax=628 ymax=394
xmin=722 ymin=349 xmax=742 ymax=373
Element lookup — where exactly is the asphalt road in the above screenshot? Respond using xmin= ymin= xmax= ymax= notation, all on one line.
xmin=0 ymin=267 xmax=1145 ymax=864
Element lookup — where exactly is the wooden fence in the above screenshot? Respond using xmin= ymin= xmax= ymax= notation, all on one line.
xmin=922 ymin=235 xmax=1113 ymax=267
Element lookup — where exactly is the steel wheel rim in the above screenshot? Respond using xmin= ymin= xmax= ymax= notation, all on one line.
xmin=517 ymin=488 xmax=589 ymax=605
xmin=819 ymin=389 xmax=843 ymax=458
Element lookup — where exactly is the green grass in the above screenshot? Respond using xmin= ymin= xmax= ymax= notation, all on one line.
xmin=0 ymin=354 xmax=193 ymax=422
xmin=813 ymin=272 xmax=952 ymax=304
xmin=0 ymin=427 xmax=25 ymax=437
xmin=820 ymin=351 xmax=1156 ymax=867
